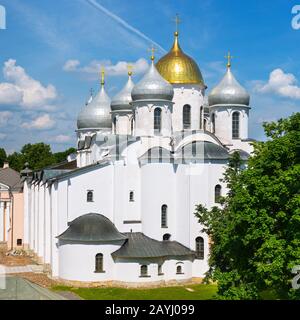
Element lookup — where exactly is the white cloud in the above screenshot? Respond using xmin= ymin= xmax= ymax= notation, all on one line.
xmin=50 ymin=134 xmax=72 ymax=143
xmin=63 ymin=60 xmax=80 ymax=72
xmin=21 ymin=114 xmax=55 ymax=130
xmin=255 ymin=68 xmax=300 ymax=99
xmin=63 ymin=58 xmax=149 ymax=77
xmin=0 ymin=111 xmax=13 ymax=127
xmin=0 ymin=59 xmax=57 ymax=109
xmin=0 ymin=83 xmax=23 ymax=105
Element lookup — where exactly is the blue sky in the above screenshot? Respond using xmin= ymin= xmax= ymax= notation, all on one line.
xmin=0 ymin=0 xmax=299 ymax=153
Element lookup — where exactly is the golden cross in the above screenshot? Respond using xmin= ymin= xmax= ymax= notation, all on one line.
xmin=148 ymin=45 xmax=157 ymax=61
xmin=173 ymin=13 xmax=181 ymax=33
xmin=101 ymin=67 xmax=105 ymax=85
xmin=127 ymin=64 xmax=133 ymax=76
xmin=225 ymin=51 xmax=233 ymax=68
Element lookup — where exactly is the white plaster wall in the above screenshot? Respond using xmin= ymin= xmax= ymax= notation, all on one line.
xmin=51 ymin=183 xmax=59 ymax=278
xmin=141 ymin=163 xmax=176 ymax=241
xmin=66 ymin=164 xmax=114 ymax=223
xmin=114 ymin=259 xmax=193 ymax=283
xmin=113 ymin=112 xmax=132 ymax=135
xmin=172 ymin=85 xmax=205 ymax=132
xmin=133 ymin=101 xmax=173 ymax=137
xmin=58 ymin=242 xmax=122 ymax=282
xmin=210 ymin=106 xmax=250 ymax=144
xmin=113 ymin=163 xmax=142 ymax=233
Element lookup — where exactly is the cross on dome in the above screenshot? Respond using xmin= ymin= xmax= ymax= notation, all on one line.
xmin=148 ymin=45 xmax=157 ymax=61
xmin=225 ymin=51 xmax=234 ymax=68
xmin=173 ymin=13 xmax=181 ymax=35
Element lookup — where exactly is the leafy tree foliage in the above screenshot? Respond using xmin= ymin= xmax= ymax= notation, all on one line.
xmin=195 ymin=113 xmax=300 ymax=299
xmin=0 ymin=143 xmax=76 ymax=172
xmin=0 ymin=148 xmax=7 ymax=168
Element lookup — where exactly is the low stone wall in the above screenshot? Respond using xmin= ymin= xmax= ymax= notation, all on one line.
xmin=52 ymin=277 xmax=204 ymax=289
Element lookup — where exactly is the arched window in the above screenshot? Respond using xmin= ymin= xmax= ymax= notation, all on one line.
xmin=204 ymin=118 xmax=207 ymax=131
xmin=129 ymin=191 xmax=134 ymax=202
xmin=161 ymin=205 xmax=168 ymax=228
xmin=215 ymin=184 xmax=222 ymax=203
xmin=232 ymin=111 xmax=240 ymax=139
xmin=154 ymin=108 xmax=162 ymax=132
xmin=176 ymin=265 xmax=183 ymax=274
xmin=163 ymin=233 xmax=171 ymax=241
xmin=200 ymin=106 xmax=203 ymax=129
xmin=183 ymin=105 xmax=191 ymax=129
xmin=87 ymin=190 xmax=93 ymax=202
xmin=140 ymin=265 xmax=148 ymax=277
xmin=195 ymin=237 xmax=204 ymax=259
xmin=113 ymin=116 xmax=117 ymax=134
xmin=211 ymin=113 xmax=216 ymax=133
xmin=95 ymin=253 xmax=104 ymax=272
xmin=131 ymin=118 xmax=134 ymax=134
xmin=158 ymin=264 xmax=163 ymax=275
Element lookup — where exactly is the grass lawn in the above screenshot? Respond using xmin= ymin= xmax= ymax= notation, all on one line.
xmin=52 ymin=284 xmax=218 ymax=300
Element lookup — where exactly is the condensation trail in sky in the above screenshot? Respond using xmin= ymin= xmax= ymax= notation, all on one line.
xmin=85 ymin=0 xmax=167 ymax=54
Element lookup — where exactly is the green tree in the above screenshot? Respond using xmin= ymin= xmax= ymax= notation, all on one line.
xmin=195 ymin=112 xmax=300 ymax=300
xmin=7 ymin=143 xmax=76 ymax=172
xmin=0 ymin=148 xmax=7 ymax=168
xmin=53 ymin=147 xmax=76 ymax=164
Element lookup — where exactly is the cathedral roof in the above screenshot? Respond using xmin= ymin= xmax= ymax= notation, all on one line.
xmin=77 ymin=73 xmax=112 ymax=130
xmin=112 ymin=232 xmax=195 ymax=259
xmin=111 ymin=72 xmax=135 ymax=112
xmin=178 ymin=141 xmax=229 ymax=161
xmin=57 ymin=213 xmax=127 ymax=243
xmin=131 ymin=58 xmax=174 ymax=102
xmin=208 ymin=65 xmax=250 ymax=107
xmin=156 ymin=31 xmax=204 ymax=86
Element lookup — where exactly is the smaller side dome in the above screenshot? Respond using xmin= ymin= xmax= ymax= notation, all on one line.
xmin=111 ymin=72 xmax=135 ymax=112
xmin=131 ymin=57 xmax=174 ymax=102
xmin=208 ymin=65 xmax=250 ymax=107
xmin=77 ymin=72 xmax=112 ymax=130
xmin=57 ymin=213 xmax=127 ymax=243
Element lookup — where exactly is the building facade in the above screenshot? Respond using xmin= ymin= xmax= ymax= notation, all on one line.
xmin=22 ymin=30 xmax=253 ymax=285
xmin=0 ymin=162 xmax=24 ymax=250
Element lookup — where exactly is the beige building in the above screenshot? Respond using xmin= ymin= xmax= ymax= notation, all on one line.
xmin=0 ymin=162 xmax=24 ymax=250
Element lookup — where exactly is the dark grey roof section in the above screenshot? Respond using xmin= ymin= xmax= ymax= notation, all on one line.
xmin=230 ymin=149 xmax=250 ymax=161
xmin=78 ymin=140 xmax=85 ymax=150
xmin=139 ymin=147 xmax=174 ymax=165
xmin=112 ymin=232 xmax=195 ymax=259
xmin=0 ymin=168 xmax=23 ymax=191
xmin=175 ymin=141 xmax=229 ymax=163
xmin=84 ymin=136 xmax=92 ymax=149
xmin=57 ymin=213 xmax=127 ymax=243
xmin=172 ymin=130 xmax=224 ymax=149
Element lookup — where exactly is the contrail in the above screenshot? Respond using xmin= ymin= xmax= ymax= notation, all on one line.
xmin=84 ymin=0 xmax=167 ymax=54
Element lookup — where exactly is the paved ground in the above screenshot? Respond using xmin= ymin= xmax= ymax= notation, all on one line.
xmin=3 ymin=265 xmax=44 ymax=274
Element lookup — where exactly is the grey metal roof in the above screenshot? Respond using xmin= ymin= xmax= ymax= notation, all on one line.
xmin=131 ymin=61 xmax=174 ymax=102
xmin=112 ymin=232 xmax=194 ymax=259
xmin=176 ymin=141 xmax=229 ymax=162
xmin=139 ymin=147 xmax=174 ymax=165
xmin=230 ymin=149 xmax=250 ymax=161
xmin=111 ymin=75 xmax=135 ymax=111
xmin=0 ymin=168 xmax=23 ymax=191
xmin=208 ymin=67 xmax=250 ymax=107
xmin=57 ymin=213 xmax=127 ymax=243
xmin=77 ymin=85 xmax=112 ymax=130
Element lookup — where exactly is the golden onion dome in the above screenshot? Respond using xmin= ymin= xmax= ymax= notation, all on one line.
xmin=156 ymin=32 xmax=204 ymax=86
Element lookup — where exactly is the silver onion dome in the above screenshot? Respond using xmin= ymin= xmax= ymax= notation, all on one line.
xmin=111 ymin=72 xmax=135 ymax=112
xmin=131 ymin=58 xmax=174 ymax=102
xmin=77 ymin=76 xmax=112 ymax=130
xmin=208 ymin=66 xmax=250 ymax=107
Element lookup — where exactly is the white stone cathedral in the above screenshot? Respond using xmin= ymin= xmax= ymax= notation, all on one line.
xmin=22 ymin=29 xmax=253 ymax=285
